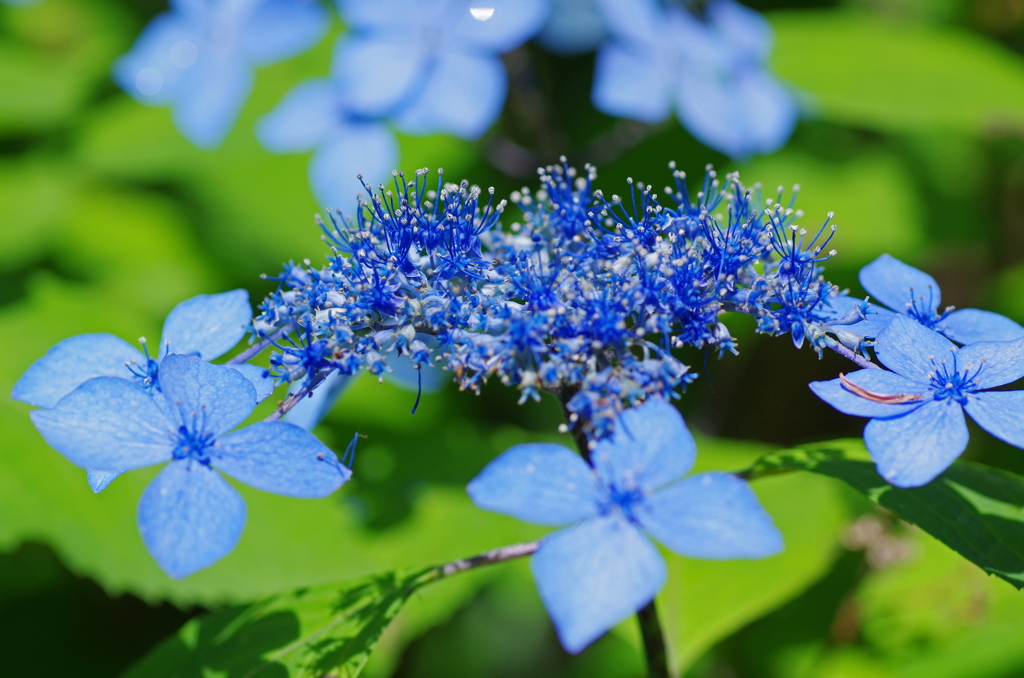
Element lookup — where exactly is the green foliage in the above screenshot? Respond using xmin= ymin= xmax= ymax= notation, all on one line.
xmin=771 ymin=10 xmax=1024 ymax=135
xmin=745 ymin=440 xmax=1024 ymax=590
xmin=122 ymin=568 xmax=438 ymax=678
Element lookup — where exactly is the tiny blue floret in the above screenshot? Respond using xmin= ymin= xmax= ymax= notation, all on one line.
xmin=467 ymin=397 xmax=782 ymax=653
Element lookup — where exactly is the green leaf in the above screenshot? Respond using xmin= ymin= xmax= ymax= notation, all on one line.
xmin=656 ymin=438 xmax=854 ymax=675
xmin=122 ymin=568 xmax=439 ymax=678
xmin=745 ymin=439 xmax=1024 ymax=590
xmin=770 ymin=10 xmax=1024 ymax=135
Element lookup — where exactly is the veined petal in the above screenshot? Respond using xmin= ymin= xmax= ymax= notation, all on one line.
xmin=956 ymin=335 xmax=1024 ymax=390
xmin=449 ymin=0 xmax=551 ymax=52
xmin=309 ymin=123 xmax=397 ymax=209
xmin=864 ymin=399 xmax=968 ymax=488
xmin=87 ymin=469 xmax=122 ymax=493
xmin=227 ymin=364 xmax=275 ymax=404
xmin=284 ymin=371 xmax=353 ymax=431
xmin=809 ymin=369 xmax=927 ymax=419
xmin=639 ymin=472 xmax=783 ymax=559
xmin=859 ymin=254 xmax=941 ymax=315
xmin=214 ymin=422 xmax=351 ymax=497
xmin=821 ymin=295 xmax=896 ymax=338
xmin=30 ymin=377 xmax=173 ymax=471
xmin=159 ymin=290 xmax=251 ymax=361
xmin=171 ymin=54 xmax=253 ymax=149
xmin=467 ymin=443 xmax=602 ymax=525
xmin=532 ymin=514 xmax=666 ymax=654
xmin=137 ymin=460 xmax=247 ymax=579
xmin=592 ymin=43 xmax=672 ymax=124
xmin=331 ymin=34 xmax=426 ymax=118
xmin=965 ymin=391 xmax=1024 ymax=449
xmin=393 ymin=50 xmax=507 ymax=139
xmin=256 ymin=79 xmax=339 ymax=153
xmin=158 ymin=354 xmax=257 ymax=436
xmin=874 ymin=315 xmax=957 ymax=380
xmin=592 ymin=398 xmax=695 ymax=492
xmin=11 ymin=333 xmax=143 ymax=409
xmin=238 ymin=0 xmax=329 ymax=66
xmin=941 ymin=308 xmax=1024 ymax=345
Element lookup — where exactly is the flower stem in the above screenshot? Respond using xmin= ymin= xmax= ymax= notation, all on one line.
xmin=432 ymin=541 xmax=541 ymax=579
xmin=825 ymin=338 xmax=880 ymax=370
xmin=637 ymin=600 xmax=670 ymax=678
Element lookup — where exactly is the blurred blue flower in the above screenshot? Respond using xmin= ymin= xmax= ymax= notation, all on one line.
xmin=536 ymin=0 xmax=606 ymax=55
xmin=856 ymin=254 xmax=1024 ymax=344
xmin=467 ymin=397 xmax=782 ymax=652
xmin=332 ymin=0 xmax=550 ymax=139
xmin=592 ymin=0 xmax=797 ymax=157
xmin=811 ymin=315 xmax=1024 ymax=487
xmin=113 ymin=0 xmax=329 ymax=149
xmin=29 ymin=354 xmax=350 ymax=578
xmin=11 ymin=290 xmax=272 ymax=492
xmin=256 ymin=68 xmax=398 ymax=208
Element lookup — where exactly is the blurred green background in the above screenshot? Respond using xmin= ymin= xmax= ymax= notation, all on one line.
xmin=4 ymin=0 xmax=1024 ymax=676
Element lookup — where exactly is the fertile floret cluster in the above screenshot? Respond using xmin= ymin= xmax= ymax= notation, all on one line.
xmin=255 ymin=161 xmax=857 ymax=438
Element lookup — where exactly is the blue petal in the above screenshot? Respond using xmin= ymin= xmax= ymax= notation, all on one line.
xmin=215 ymin=422 xmax=351 ymax=497
xmin=821 ymin=295 xmax=896 ymax=338
xmin=331 ymin=34 xmax=425 ymax=118
xmin=874 ymin=315 xmax=957 ymax=380
xmin=29 ymin=377 xmax=173 ymax=471
xmin=706 ymin=0 xmax=773 ymax=61
xmin=591 ymin=43 xmax=671 ymax=124
xmin=809 ymin=369 xmax=928 ymax=419
xmin=531 ymin=515 xmax=666 ymax=654
xmin=859 ymin=254 xmax=941 ymax=315
xmin=864 ymin=399 xmax=968 ymax=488
xmin=335 ymin=0 xmax=421 ymax=29
xmin=467 ymin=443 xmax=602 ymax=525
xmin=160 ymin=290 xmax=251 ymax=361
xmin=171 ymin=54 xmax=253 ymax=149
xmin=940 ymin=308 xmax=1024 ymax=345
xmin=87 ymin=469 xmax=122 ymax=493
xmin=640 ymin=472 xmax=783 ymax=559
xmin=111 ymin=13 xmax=195 ymax=105
xmin=158 ymin=354 xmax=257 ymax=436
xmin=592 ymin=398 xmax=695 ymax=492
xmin=956 ymin=336 xmax=1024 ymax=390
xmin=238 ymin=0 xmax=329 ymax=66
xmin=228 ymin=364 xmax=276 ymax=404
xmin=726 ymin=70 xmax=798 ymax=156
xmin=284 ymin=371 xmax=353 ymax=431
xmin=137 ymin=460 xmax=247 ymax=579
xmin=309 ymin=123 xmax=398 ymax=209
xmin=594 ymin=0 xmax=662 ymax=44
xmin=256 ymin=79 xmax=339 ymax=153
xmin=536 ymin=0 xmax=606 ymax=56
xmin=393 ymin=50 xmax=507 ymax=139
xmin=965 ymin=391 xmax=1024 ymax=449
xmin=11 ymin=333 xmax=143 ymax=409
xmin=449 ymin=0 xmax=551 ymax=52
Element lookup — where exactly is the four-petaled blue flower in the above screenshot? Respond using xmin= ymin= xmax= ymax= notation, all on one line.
xmin=467 ymin=397 xmax=782 ymax=653
xmin=113 ymin=0 xmax=328 ymax=148
xmin=591 ymin=0 xmax=797 ymax=158
xmin=29 ymin=354 xmax=351 ymax=579
xmin=11 ymin=290 xmax=272 ymax=491
xmin=332 ymin=0 xmax=550 ymax=139
xmin=811 ymin=315 xmax=1024 ymax=487
xmin=854 ymin=254 xmax=1024 ymax=344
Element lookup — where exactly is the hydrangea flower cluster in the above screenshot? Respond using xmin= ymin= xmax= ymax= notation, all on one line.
xmin=252 ymin=162 xmax=859 ymax=439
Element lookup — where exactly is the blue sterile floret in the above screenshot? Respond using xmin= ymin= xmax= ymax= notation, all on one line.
xmin=114 ymin=0 xmax=328 ymax=148
xmin=28 ymin=354 xmax=351 ymax=579
xmin=11 ymin=290 xmax=271 ymax=492
xmin=591 ymin=0 xmax=798 ymax=158
xmin=251 ymin=162 xmax=851 ymax=437
xmin=811 ymin=315 xmax=1024 ymax=487
xmin=467 ymin=398 xmax=782 ymax=653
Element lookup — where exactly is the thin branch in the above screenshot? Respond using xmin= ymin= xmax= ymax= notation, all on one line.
xmin=825 ymin=338 xmax=880 ymax=370
xmin=263 ymin=368 xmax=332 ymax=422
xmin=434 ymin=541 xmax=541 ymax=579
xmin=227 ymin=326 xmax=289 ymax=365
